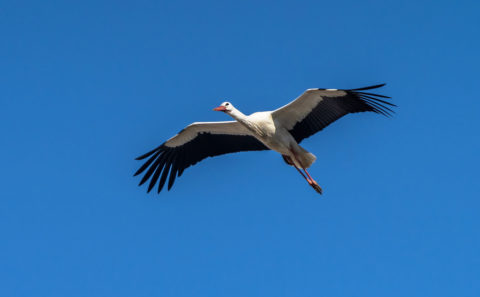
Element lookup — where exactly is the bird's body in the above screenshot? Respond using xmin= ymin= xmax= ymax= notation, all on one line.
xmin=134 ymin=84 xmax=395 ymax=194
xmin=232 ymin=111 xmax=315 ymax=168
xmin=228 ymin=112 xmax=287 ymax=154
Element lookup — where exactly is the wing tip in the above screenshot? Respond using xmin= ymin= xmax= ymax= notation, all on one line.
xmin=135 ymin=144 xmax=166 ymax=160
xmin=349 ymin=83 xmax=386 ymax=91
xmin=315 ymin=83 xmax=387 ymax=92
xmin=344 ymin=83 xmax=394 ymax=117
xmin=354 ymin=93 xmax=396 ymax=117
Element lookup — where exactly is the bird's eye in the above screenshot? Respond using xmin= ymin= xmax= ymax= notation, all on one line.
xmin=225 ymin=103 xmax=230 ymax=106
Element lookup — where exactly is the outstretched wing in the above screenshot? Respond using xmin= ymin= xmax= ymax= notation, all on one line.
xmin=272 ymin=84 xmax=395 ymax=143
xmin=134 ymin=121 xmax=268 ymax=193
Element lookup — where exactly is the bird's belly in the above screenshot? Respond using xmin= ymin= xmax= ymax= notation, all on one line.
xmin=243 ymin=115 xmax=296 ymax=154
xmin=262 ymin=139 xmax=290 ymax=154
xmin=257 ymin=129 xmax=296 ymax=155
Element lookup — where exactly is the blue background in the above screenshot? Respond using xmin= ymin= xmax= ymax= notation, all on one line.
xmin=1 ymin=0 xmax=479 ymax=296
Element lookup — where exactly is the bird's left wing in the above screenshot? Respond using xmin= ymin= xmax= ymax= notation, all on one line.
xmin=134 ymin=121 xmax=268 ymax=193
xmin=271 ymin=84 xmax=395 ymax=143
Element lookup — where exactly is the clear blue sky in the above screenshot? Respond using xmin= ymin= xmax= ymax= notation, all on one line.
xmin=1 ymin=0 xmax=479 ymax=296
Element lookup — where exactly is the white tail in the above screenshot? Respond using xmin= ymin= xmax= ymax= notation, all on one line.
xmin=300 ymin=151 xmax=316 ymax=168
xmin=286 ymin=145 xmax=317 ymax=169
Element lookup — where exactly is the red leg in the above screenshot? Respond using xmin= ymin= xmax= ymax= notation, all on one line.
xmin=303 ymin=168 xmax=323 ymax=194
xmin=289 ymin=150 xmax=323 ymax=194
xmin=294 ymin=163 xmax=312 ymax=184
xmin=285 ymin=154 xmax=312 ymax=183
xmin=303 ymin=168 xmax=314 ymax=182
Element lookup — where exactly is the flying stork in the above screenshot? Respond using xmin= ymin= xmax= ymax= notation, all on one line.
xmin=134 ymin=84 xmax=394 ymax=194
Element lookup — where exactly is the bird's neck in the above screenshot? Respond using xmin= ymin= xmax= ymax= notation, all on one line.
xmin=229 ymin=108 xmax=264 ymax=137
xmin=229 ymin=109 xmax=252 ymax=128
xmin=229 ymin=108 xmax=250 ymax=125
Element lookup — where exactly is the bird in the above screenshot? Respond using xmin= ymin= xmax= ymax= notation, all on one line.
xmin=134 ymin=83 xmax=394 ymax=194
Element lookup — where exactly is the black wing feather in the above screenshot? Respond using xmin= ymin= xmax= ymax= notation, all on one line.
xmin=133 ymin=150 xmax=161 ymax=176
xmin=290 ymin=84 xmax=395 ymax=143
xmin=135 ymin=133 xmax=268 ymax=193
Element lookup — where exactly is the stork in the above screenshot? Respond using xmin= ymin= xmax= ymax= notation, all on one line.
xmin=134 ymin=84 xmax=394 ymax=194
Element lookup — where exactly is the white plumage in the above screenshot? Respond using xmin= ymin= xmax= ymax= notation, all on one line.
xmin=134 ymin=84 xmax=395 ymax=194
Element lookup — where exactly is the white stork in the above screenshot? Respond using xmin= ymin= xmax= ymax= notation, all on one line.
xmin=134 ymin=84 xmax=394 ymax=194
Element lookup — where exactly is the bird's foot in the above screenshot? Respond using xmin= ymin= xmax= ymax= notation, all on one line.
xmin=309 ymin=180 xmax=323 ymax=195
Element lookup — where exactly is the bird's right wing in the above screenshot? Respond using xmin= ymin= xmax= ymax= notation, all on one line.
xmin=271 ymin=84 xmax=395 ymax=143
xmin=134 ymin=121 xmax=268 ymax=193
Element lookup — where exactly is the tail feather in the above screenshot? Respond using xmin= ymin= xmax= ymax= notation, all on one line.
xmin=284 ymin=146 xmax=317 ymax=168
xmin=300 ymin=151 xmax=316 ymax=168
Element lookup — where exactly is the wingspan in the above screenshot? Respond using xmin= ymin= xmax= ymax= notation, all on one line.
xmin=272 ymin=84 xmax=395 ymax=143
xmin=134 ymin=121 xmax=268 ymax=193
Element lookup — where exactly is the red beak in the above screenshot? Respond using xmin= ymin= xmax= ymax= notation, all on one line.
xmin=213 ymin=106 xmax=227 ymax=111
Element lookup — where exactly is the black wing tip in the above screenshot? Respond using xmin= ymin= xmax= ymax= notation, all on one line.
xmin=133 ymin=147 xmax=181 ymax=195
xmin=316 ymin=83 xmax=387 ymax=92
xmin=355 ymin=93 xmax=396 ymax=117
xmin=134 ymin=144 xmax=166 ymax=160
xmin=135 ymin=152 xmax=152 ymax=161
xmin=349 ymin=83 xmax=386 ymax=91
xmin=344 ymin=84 xmax=395 ymax=117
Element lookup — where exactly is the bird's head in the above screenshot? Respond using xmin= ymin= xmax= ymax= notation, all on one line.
xmin=213 ymin=101 xmax=234 ymax=113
